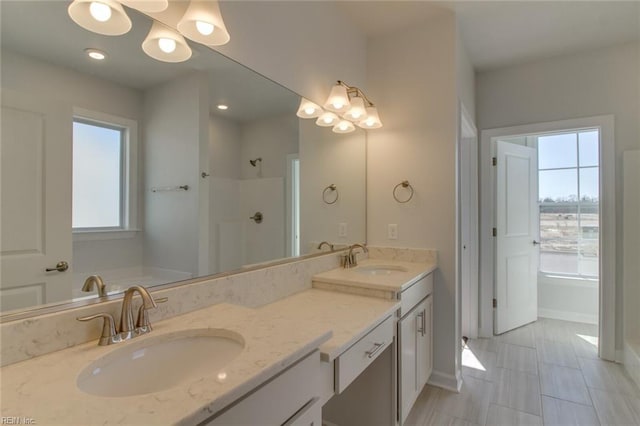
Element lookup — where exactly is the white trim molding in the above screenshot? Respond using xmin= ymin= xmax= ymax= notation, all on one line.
xmin=428 ymin=369 xmax=463 ymax=393
xmin=478 ymin=115 xmax=616 ymax=361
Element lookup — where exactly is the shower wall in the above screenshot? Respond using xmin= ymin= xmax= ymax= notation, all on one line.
xmin=208 ymin=113 xmax=298 ymax=273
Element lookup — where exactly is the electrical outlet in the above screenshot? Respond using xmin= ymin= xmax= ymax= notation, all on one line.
xmin=338 ymin=223 xmax=347 ymax=237
xmin=388 ymin=224 xmax=398 ymax=240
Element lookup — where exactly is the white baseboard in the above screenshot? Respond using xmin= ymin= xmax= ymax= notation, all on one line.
xmin=427 ymin=369 xmax=462 ymax=393
xmin=623 ymin=341 xmax=640 ymax=388
xmin=538 ymin=308 xmax=598 ymax=325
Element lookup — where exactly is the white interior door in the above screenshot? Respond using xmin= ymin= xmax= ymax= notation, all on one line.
xmin=0 ymin=89 xmax=73 ymax=311
xmin=495 ymin=140 xmax=539 ymax=334
xmin=461 ymin=135 xmax=479 ymax=339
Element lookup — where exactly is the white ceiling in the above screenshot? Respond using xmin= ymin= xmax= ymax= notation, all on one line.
xmin=0 ymin=1 xmax=298 ymax=123
xmin=337 ymin=1 xmax=640 ymax=71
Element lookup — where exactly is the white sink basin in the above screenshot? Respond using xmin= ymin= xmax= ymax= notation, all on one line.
xmin=77 ymin=328 xmax=245 ymax=397
xmin=355 ymin=265 xmax=409 ymax=275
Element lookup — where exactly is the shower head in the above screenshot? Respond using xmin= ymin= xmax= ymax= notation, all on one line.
xmin=249 ymin=157 xmax=262 ymax=167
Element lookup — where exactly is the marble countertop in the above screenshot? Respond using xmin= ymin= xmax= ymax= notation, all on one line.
xmin=312 ymin=258 xmax=437 ymax=293
xmin=0 ymin=289 xmax=399 ymax=425
xmin=260 ymin=289 xmax=399 ymax=361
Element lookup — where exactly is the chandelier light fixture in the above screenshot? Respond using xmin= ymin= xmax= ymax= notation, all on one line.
xmin=297 ymin=81 xmax=383 ymax=133
xmin=67 ymin=0 xmax=230 ymax=63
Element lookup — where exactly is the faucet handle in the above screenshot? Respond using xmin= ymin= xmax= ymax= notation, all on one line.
xmin=136 ymin=296 xmax=168 ymax=330
xmin=77 ymin=313 xmax=120 ymax=346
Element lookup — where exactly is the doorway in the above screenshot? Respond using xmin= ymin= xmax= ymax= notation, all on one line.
xmin=479 ymin=116 xmax=615 ymax=360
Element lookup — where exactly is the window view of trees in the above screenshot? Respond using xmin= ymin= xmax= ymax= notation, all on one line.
xmin=538 ymin=130 xmax=599 ymax=277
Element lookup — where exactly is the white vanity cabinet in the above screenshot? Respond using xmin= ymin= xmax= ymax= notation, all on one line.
xmin=398 ymin=273 xmax=433 ymax=424
xmin=205 ymin=351 xmax=323 ymax=426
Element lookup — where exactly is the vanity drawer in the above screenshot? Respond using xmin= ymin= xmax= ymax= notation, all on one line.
xmin=400 ymin=273 xmax=433 ymax=317
xmin=335 ymin=315 xmax=394 ymax=394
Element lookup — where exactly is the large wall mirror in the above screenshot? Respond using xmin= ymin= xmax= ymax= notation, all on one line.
xmin=0 ymin=1 xmax=366 ymax=316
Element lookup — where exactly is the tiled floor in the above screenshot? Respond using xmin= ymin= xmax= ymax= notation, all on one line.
xmin=405 ymin=318 xmax=640 ymax=426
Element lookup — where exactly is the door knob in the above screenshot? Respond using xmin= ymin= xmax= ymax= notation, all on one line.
xmin=45 ymin=261 xmax=69 ymax=272
xmin=532 ymin=240 xmax=540 ymax=246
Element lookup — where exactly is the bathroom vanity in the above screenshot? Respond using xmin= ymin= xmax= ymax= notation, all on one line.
xmin=0 ymin=252 xmax=436 ymax=426
xmin=313 ymin=258 xmax=437 ymax=424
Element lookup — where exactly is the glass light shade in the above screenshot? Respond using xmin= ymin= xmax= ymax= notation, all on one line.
xmin=68 ymin=0 xmax=132 ymax=36
xmin=316 ymin=112 xmax=339 ymax=127
xmin=142 ymin=21 xmax=192 ymax=63
xmin=177 ymin=0 xmax=231 ymax=46
xmin=323 ymin=84 xmax=351 ymax=113
xmin=343 ymin=95 xmax=366 ymax=121
xmin=333 ymin=120 xmax=356 ymax=134
xmin=296 ymin=98 xmax=323 ymax=119
xmin=119 ymin=0 xmax=169 ymax=13
xmin=357 ymin=106 xmax=383 ymax=129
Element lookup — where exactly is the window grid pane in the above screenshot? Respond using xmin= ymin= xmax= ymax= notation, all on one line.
xmin=537 ymin=130 xmax=599 ymax=278
xmin=72 ymin=120 xmax=123 ymax=228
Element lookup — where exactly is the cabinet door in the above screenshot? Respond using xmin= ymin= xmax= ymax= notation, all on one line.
xmin=284 ymin=398 xmax=322 ymax=426
xmin=416 ymin=296 xmax=433 ymax=389
xmin=398 ymin=309 xmax=418 ymax=424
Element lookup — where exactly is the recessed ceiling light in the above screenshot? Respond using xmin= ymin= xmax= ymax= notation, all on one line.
xmin=85 ymin=48 xmax=107 ymax=61
xmin=217 ymin=104 xmax=228 ymax=110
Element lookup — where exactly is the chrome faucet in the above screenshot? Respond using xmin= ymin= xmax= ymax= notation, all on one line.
xmin=77 ymin=285 xmax=163 ymax=346
xmin=81 ymin=275 xmax=107 ymax=297
xmin=342 ymin=243 xmax=368 ymax=268
xmin=317 ymin=241 xmax=334 ymax=251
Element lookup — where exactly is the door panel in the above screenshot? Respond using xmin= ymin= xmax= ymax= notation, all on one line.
xmin=0 ymin=90 xmax=73 ymax=311
xmin=495 ymin=141 xmax=538 ymax=334
xmin=399 ymin=310 xmax=417 ymax=424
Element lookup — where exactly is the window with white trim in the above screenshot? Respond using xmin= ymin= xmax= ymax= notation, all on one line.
xmin=72 ymin=110 xmax=137 ymax=233
xmin=538 ymin=129 xmax=599 ymax=277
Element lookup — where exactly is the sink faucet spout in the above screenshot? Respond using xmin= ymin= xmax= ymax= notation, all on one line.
xmin=120 ymin=285 xmax=157 ymax=335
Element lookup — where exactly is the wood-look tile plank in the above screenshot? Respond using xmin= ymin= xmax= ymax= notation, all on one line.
xmin=405 ymin=385 xmax=441 ymax=426
xmin=541 ymin=396 xmax=600 ymax=426
xmin=536 ymin=339 xmax=579 ymax=369
xmin=496 ymin=343 xmax=538 ymax=375
xmin=435 ymin=376 xmax=494 ymax=425
xmin=578 ymin=357 xmax=640 ymax=397
xmin=466 ymin=337 xmax=500 ymax=354
xmin=462 ymin=348 xmax=499 ymax=383
xmin=425 ymin=411 xmax=479 ymax=426
xmin=492 ymin=368 xmax=541 ymax=415
xmin=588 ymin=387 xmax=639 ymax=426
xmin=485 ymin=404 xmax=542 ymax=426
xmin=496 ymin=325 xmax=536 ymax=348
xmin=539 ymin=363 xmax=592 ymax=405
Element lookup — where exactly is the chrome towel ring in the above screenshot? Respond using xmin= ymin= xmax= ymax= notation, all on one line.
xmin=322 ymin=184 xmax=339 ymax=204
xmin=393 ymin=180 xmax=414 ymax=203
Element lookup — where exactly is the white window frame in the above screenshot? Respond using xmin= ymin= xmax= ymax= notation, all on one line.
xmin=72 ymin=107 xmax=139 ymax=241
xmin=537 ymin=129 xmax=600 ymax=279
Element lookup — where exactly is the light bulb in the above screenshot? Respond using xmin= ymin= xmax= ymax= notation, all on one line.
xmin=351 ymin=111 xmax=362 ymax=119
xmin=323 ymin=116 xmax=333 ymax=124
xmin=304 ymin=107 xmax=315 ymax=115
xmin=332 ymin=102 xmax=344 ymax=110
xmin=364 ymin=118 xmax=375 ymax=127
xmin=158 ymin=38 xmax=176 ymax=53
xmin=195 ymin=20 xmax=215 ymax=36
xmin=89 ymin=1 xmax=112 ymax=22
xmin=339 ymin=122 xmax=348 ymax=131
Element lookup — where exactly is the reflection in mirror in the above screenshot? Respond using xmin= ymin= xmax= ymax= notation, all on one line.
xmin=0 ymin=1 xmax=366 ymax=316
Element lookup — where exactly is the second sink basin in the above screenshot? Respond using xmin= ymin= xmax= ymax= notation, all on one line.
xmin=77 ymin=328 xmax=245 ymax=397
xmin=355 ymin=264 xmax=409 ymax=275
